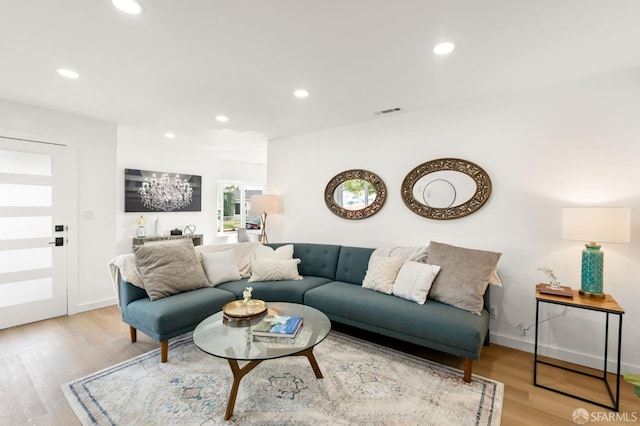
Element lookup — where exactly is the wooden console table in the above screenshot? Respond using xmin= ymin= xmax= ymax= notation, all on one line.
xmin=132 ymin=234 xmax=203 ymax=246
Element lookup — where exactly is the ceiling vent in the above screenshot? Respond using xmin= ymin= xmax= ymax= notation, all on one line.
xmin=374 ymin=107 xmax=402 ymax=116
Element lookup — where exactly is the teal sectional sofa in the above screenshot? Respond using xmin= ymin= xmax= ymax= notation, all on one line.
xmin=118 ymin=242 xmax=491 ymax=382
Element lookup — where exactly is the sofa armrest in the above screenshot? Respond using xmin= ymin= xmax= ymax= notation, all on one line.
xmin=119 ymin=276 xmax=148 ymax=307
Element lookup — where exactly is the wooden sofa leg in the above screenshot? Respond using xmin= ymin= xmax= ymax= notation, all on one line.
xmin=129 ymin=326 xmax=137 ymax=343
xmin=161 ymin=340 xmax=168 ymax=363
xmin=463 ymin=359 xmax=472 ymax=383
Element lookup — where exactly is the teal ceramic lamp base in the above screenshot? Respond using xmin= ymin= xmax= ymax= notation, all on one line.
xmin=579 ymin=243 xmax=606 ymax=299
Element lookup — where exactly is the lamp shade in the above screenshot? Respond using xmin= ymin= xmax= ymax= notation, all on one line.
xmin=561 ymin=207 xmax=630 ymax=243
xmin=250 ymin=194 xmax=280 ymax=214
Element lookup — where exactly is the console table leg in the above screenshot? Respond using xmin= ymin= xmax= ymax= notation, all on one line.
xmin=297 ymin=347 xmax=323 ymax=378
xmin=225 ymin=359 xmax=262 ymax=420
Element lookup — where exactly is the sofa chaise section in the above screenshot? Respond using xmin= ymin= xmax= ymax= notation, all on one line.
xmin=304 ymin=280 xmax=490 ymax=381
xmin=303 ymin=245 xmax=491 ymax=382
xmin=119 ymin=277 xmax=235 ymax=362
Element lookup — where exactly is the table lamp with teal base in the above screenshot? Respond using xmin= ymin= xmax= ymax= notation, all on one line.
xmin=580 ymin=242 xmax=605 ymax=298
xmin=561 ymin=207 xmax=631 ymax=299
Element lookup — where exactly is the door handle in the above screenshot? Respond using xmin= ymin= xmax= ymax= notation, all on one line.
xmin=49 ymin=237 xmax=64 ymax=246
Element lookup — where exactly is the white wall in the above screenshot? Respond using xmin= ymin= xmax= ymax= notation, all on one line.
xmin=116 ymin=125 xmax=267 ymax=255
xmin=267 ymin=69 xmax=640 ymax=373
xmin=0 ymin=99 xmax=118 ymax=313
xmin=0 ymin=104 xmax=266 ymax=317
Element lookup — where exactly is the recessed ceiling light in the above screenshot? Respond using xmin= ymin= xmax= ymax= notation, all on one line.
xmin=433 ymin=42 xmax=455 ymax=55
xmin=112 ymin=0 xmax=144 ymax=15
xmin=216 ymin=115 xmax=229 ymax=123
xmin=164 ymin=132 xmax=175 ymax=139
xmin=57 ymin=68 xmax=80 ymax=79
xmin=294 ymin=89 xmax=309 ymax=98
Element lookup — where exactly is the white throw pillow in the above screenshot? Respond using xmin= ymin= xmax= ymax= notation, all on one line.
xmin=362 ymin=255 xmax=404 ymax=295
xmin=248 ymin=258 xmax=303 ymax=282
xmin=201 ymin=250 xmax=241 ymax=286
xmin=254 ymin=244 xmax=294 ymax=260
xmin=393 ymin=261 xmax=441 ymax=304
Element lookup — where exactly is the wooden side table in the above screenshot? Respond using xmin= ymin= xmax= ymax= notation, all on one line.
xmin=533 ymin=284 xmax=624 ymax=411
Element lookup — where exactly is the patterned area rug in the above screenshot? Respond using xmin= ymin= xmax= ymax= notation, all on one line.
xmin=62 ymin=332 xmax=503 ymax=425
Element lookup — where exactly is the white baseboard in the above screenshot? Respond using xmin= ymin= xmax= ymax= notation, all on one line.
xmin=489 ymin=331 xmax=638 ymax=375
xmin=74 ymin=297 xmax=118 ymax=314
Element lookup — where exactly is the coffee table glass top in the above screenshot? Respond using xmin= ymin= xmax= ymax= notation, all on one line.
xmin=193 ymin=302 xmax=331 ymax=361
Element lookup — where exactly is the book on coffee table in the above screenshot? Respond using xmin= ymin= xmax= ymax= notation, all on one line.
xmin=253 ymin=315 xmax=303 ymax=338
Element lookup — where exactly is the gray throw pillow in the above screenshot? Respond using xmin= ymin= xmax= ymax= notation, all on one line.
xmin=427 ymin=241 xmax=501 ymax=315
xmin=134 ymin=239 xmax=209 ymax=301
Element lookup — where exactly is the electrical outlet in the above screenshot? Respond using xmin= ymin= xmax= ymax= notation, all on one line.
xmin=489 ymin=306 xmax=497 ymax=320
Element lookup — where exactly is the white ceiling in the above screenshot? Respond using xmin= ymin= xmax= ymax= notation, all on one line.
xmin=1 ymin=1 xmax=639 ymax=163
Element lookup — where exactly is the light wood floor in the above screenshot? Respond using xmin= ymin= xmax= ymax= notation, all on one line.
xmin=1 ymin=306 xmax=637 ymax=425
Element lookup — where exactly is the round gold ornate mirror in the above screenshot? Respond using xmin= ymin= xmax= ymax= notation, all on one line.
xmin=401 ymin=158 xmax=492 ymax=220
xmin=325 ymin=169 xmax=387 ymax=220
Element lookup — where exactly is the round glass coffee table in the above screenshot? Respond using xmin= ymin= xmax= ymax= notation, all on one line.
xmin=193 ymin=302 xmax=331 ymax=420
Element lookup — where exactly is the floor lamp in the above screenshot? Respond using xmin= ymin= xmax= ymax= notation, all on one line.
xmin=250 ymin=194 xmax=280 ymax=243
xmin=561 ymin=207 xmax=631 ymax=298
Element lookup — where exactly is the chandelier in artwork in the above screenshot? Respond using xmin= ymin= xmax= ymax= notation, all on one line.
xmin=138 ymin=173 xmax=193 ymax=212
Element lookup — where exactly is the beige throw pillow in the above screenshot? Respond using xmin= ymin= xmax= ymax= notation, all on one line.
xmin=426 ymin=241 xmax=501 ymax=315
xmin=254 ymin=244 xmax=294 ymax=260
xmin=248 ymin=258 xmax=303 ymax=282
xmin=201 ymin=249 xmax=241 ymax=286
xmin=489 ymin=269 xmax=502 ymax=287
xmin=133 ymin=239 xmax=209 ymax=301
xmin=392 ymin=261 xmax=441 ymax=304
xmin=362 ymin=254 xmax=404 ymax=295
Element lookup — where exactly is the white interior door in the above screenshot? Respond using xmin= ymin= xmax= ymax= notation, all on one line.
xmin=0 ymin=137 xmax=68 ymax=329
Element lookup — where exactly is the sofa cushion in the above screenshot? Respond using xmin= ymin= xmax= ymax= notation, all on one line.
xmin=335 ymin=246 xmax=375 ymax=285
xmin=265 ymin=243 xmax=342 ymax=280
xmin=392 ymin=261 xmax=441 ymax=304
xmin=248 ymin=257 xmax=302 ymax=282
xmin=133 ymin=239 xmax=209 ymax=301
xmin=362 ymin=254 xmax=404 ymax=295
xmin=304 ymin=281 xmax=489 ymax=355
xmin=201 ymin=249 xmax=241 ymax=286
xmin=123 ymin=287 xmax=236 ymax=339
xmin=217 ymin=276 xmax=331 ymax=304
xmin=427 ymin=241 xmax=501 ymax=315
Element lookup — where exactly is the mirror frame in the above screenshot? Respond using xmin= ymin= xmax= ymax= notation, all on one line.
xmin=400 ymin=158 xmax=492 ymax=220
xmin=324 ymin=169 xmax=387 ymax=220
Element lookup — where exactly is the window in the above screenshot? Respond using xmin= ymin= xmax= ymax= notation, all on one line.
xmin=217 ymin=182 xmax=263 ymax=234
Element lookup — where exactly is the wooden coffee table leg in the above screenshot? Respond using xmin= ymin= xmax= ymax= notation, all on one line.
xmin=225 ymin=359 xmax=262 ymax=420
xmin=296 ymin=347 xmax=323 ymax=378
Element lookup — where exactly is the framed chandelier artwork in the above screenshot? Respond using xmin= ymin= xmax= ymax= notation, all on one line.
xmin=124 ymin=168 xmax=202 ymax=212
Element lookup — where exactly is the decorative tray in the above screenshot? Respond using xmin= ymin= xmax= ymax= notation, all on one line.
xmin=537 ymin=283 xmax=574 ymax=298
xmin=222 ymin=299 xmax=267 ymax=318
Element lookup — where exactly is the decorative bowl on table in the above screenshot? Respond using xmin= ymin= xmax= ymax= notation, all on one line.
xmin=222 ymin=300 xmax=268 ymax=325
